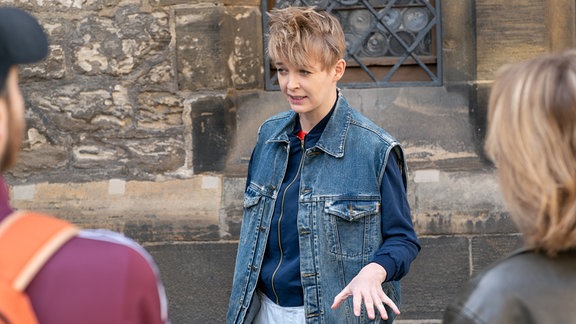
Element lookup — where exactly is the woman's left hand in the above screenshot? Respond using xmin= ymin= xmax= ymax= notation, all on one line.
xmin=331 ymin=262 xmax=400 ymax=320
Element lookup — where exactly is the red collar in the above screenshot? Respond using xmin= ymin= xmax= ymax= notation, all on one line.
xmin=296 ymin=130 xmax=307 ymax=140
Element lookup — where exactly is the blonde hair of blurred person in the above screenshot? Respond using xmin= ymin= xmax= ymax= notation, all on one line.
xmin=444 ymin=50 xmax=576 ymax=324
xmin=485 ymin=50 xmax=576 ymax=255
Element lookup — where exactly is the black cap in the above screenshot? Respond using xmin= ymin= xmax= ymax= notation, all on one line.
xmin=0 ymin=7 xmax=48 ymax=91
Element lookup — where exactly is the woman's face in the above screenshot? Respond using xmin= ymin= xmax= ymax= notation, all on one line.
xmin=274 ymin=57 xmax=345 ymax=131
xmin=0 ymin=67 xmax=25 ymax=169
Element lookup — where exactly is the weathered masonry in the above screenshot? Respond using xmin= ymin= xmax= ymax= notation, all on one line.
xmin=5 ymin=0 xmax=575 ymax=322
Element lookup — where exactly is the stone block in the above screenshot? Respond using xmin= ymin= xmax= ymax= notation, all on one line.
xmin=145 ymin=242 xmax=237 ymax=323
xmin=174 ymin=6 xmax=262 ymax=91
xmin=137 ymin=93 xmax=185 ymax=129
xmin=21 ymin=45 xmax=66 ymax=82
xmin=398 ymin=236 xmax=470 ymax=321
xmin=187 ymin=94 xmax=236 ymax=173
xmin=71 ymin=143 xmax=126 ymax=168
xmin=476 ymin=0 xmax=547 ymax=80
xmin=39 ymin=17 xmax=71 ymax=40
xmin=174 ymin=7 xmax=226 ymax=90
xmin=442 ymin=0 xmax=475 ymax=83
xmin=223 ymin=6 xmax=264 ymax=89
xmin=225 ymin=90 xmax=286 ymax=175
xmin=121 ymin=132 xmax=186 ymax=175
xmin=138 ymin=61 xmax=175 ymax=91
xmin=8 ymin=145 xmax=69 ymax=180
xmin=71 ymin=6 xmax=170 ymax=76
xmin=26 ymin=83 xmax=125 ymax=133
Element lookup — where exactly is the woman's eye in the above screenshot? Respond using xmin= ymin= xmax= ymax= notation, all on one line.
xmin=299 ymin=70 xmax=310 ymax=76
xmin=277 ymin=68 xmax=287 ymax=74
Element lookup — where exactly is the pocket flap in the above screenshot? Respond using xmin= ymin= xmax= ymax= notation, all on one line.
xmin=243 ymin=186 xmax=263 ymax=208
xmin=324 ymin=200 xmax=380 ymax=221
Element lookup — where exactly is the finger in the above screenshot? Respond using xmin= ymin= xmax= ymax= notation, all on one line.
xmin=381 ymin=294 xmax=400 ymax=315
xmin=352 ymin=290 xmax=363 ymax=317
xmin=331 ymin=288 xmax=351 ymax=309
xmin=363 ymin=293 xmax=376 ymax=320
xmin=375 ymin=299 xmax=389 ymax=320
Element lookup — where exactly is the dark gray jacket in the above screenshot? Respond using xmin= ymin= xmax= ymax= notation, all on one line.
xmin=444 ymin=248 xmax=576 ymax=324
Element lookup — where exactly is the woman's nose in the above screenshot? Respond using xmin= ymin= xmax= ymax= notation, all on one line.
xmin=286 ymin=73 xmax=300 ymax=89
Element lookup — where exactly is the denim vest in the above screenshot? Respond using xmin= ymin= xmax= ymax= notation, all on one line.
xmin=227 ymin=94 xmax=405 ymax=324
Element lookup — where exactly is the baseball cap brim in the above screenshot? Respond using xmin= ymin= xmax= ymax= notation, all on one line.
xmin=0 ymin=7 xmax=48 ymax=91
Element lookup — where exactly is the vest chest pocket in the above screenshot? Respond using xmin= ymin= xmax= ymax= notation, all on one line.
xmin=323 ymin=199 xmax=381 ymax=258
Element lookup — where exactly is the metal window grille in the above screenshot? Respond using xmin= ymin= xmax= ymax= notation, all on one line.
xmin=263 ymin=0 xmax=442 ymax=89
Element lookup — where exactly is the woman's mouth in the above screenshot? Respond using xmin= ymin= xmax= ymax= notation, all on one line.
xmin=289 ymin=95 xmax=306 ymax=104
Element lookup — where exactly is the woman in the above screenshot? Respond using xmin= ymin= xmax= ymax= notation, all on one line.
xmin=227 ymin=7 xmax=419 ymax=323
xmin=444 ymin=50 xmax=576 ymax=323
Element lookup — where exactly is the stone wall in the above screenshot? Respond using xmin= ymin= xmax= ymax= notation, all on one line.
xmin=3 ymin=0 xmax=575 ymax=322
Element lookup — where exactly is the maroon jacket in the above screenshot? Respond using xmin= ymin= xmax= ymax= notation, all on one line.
xmin=0 ymin=178 xmax=169 ymax=324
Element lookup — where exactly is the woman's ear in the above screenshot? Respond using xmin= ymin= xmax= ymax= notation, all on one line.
xmin=0 ymin=94 xmax=10 ymax=171
xmin=0 ymin=67 xmax=25 ymax=172
xmin=333 ymin=59 xmax=346 ymax=82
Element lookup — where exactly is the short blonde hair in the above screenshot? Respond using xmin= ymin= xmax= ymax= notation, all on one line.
xmin=485 ymin=50 xmax=576 ymax=255
xmin=266 ymin=6 xmax=346 ymax=71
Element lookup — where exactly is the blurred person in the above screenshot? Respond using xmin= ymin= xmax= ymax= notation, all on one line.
xmin=444 ymin=50 xmax=576 ymax=323
xmin=0 ymin=7 xmax=169 ymax=324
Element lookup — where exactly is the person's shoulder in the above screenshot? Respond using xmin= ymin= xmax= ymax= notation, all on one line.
xmin=461 ymin=250 xmax=550 ymax=296
xmin=77 ymin=228 xmax=145 ymax=249
xmin=443 ymin=257 xmax=523 ymax=324
xmin=28 ymin=228 xmax=168 ymax=324
xmin=73 ymin=229 xmax=165 ymax=299
xmin=75 ymin=229 xmax=157 ymax=267
xmin=480 ymin=249 xmax=566 ymax=282
xmin=445 ymin=250 xmax=576 ymax=323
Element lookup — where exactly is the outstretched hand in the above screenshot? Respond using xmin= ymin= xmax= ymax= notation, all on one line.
xmin=331 ymin=262 xmax=400 ymax=320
